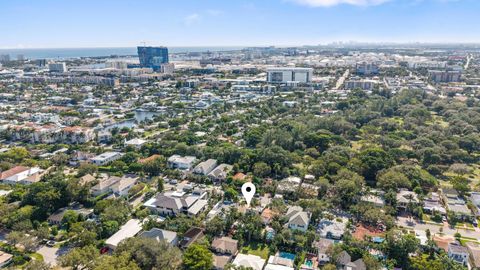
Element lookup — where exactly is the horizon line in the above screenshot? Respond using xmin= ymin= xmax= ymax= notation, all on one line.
xmin=2 ymin=42 xmax=480 ymax=50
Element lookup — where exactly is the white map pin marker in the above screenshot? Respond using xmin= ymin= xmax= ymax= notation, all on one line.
xmin=241 ymin=182 xmax=256 ymax=207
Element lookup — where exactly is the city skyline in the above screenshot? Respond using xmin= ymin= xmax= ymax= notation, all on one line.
xmin=1 ymin=0 xmax=480 ymax=49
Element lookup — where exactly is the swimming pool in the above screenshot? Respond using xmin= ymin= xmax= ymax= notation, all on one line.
xmin=279 ymin=252 xmax=295 ymax=261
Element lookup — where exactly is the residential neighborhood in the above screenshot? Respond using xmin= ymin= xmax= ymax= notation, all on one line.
xmin=1 ymin=4 xmax=480 ymax=268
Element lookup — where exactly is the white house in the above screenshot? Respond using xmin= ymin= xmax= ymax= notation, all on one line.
xmin=317 ymin=218 xmax=347 ymax=240
xmin=167 ymin=155 xmax=197 ymax=170
xmin=232 ymin=254 xmax=266 ymax=270
xmin=125 ymin=138 xmax=147 ymax=150
xmin=193 ymin=159 xmax=217 ymax=175
xmin=139 ymin=228 xmax=178 ymax=246
xmin=448 ymin=243 xmax=469 ymax=266
xmin=111 ymin=175 xmax=138 ymax=196
xmin=90 ymin=175 xmax=138 ymax=196
xmin=105 ymin=219 xmax=142 ymax=250
xmin=90 ymin=152 xmax=122 ymax=166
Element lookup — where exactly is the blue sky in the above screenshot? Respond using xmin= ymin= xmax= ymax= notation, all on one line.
xmin=0 ymin=0 xmax=479 ymax=48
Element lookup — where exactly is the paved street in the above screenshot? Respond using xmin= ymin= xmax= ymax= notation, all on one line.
xmin=397 ymin=217 xmax=480 ymax=240
xmin=334 ymin=69 xmax=350 ymax=90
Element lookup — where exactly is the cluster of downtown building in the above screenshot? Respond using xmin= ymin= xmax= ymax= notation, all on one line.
xmin=0 ymin=46 xmax=175 ymax=87
xmin=0 ymin=45 xmax=470 ymax=98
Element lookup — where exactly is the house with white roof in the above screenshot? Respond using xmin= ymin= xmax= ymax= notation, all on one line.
xmin=139 ymin=228 xmax=178 ymax=246
xmin=193 ymin=159 xmax=217 ymax=175
xmin=90 ymin=151 xmax=122 ymax=166
xmin=105 ymin=219 xmax=142 ymax=250
xmin=90 ymin=175 xmax=138 ymax=196
xmin=276 ymin=177 xmax=302 ymax=194
xmin=317 ymin=218 xmax=347 ymax=240
xmin=168 ymin=155 xmax=197 ymax=170
xmin=125 ymin=138 xmax=147 ymax=150
xmin=360 ymin=191 xmax=385 ymax=208
xmin=414 ymin=230 xmax=428 ymax=246
xmin=111 ymin=175 xmax=138 ymax=197
xmin=232 ymin=254 xmax=266 ymax=270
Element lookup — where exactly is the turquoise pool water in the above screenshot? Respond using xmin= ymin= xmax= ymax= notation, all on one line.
xmin=372 ymin=236 xmax=385 ymax=243
xmin=279 ymin=252 xmax=295 ymax=261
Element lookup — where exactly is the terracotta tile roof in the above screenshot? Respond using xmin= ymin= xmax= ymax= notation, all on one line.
xmin=261 ymin=208 xmax=276 ymax=221
xmin=433 ymin=235 xmax=455 ymax=251
xmin=139 ymin=154 xmax=161 ymax=164
xmin=0 ymin=166 xmax=29 ymax=180
xmin=233 ymin=172 xmax=246 ymax=181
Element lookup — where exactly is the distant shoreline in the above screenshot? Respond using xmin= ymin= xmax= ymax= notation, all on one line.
xmin=0 ymin=46 xmax=246 ymax=60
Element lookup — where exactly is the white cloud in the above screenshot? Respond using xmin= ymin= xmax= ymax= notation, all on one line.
xmin=290 ymin=0 xmax=391 ymax=7
xmin=184 ymin=13 xmax=201 ymax=26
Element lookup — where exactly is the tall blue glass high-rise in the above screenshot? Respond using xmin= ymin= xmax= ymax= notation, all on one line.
xmin=137 ymin=46 xmax=169 ymax=71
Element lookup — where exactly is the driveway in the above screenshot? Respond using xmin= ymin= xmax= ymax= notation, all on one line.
xmin=130 ymin=193 xmax=146 ymax=208
xmin=37 ymin=245 xmax=70 ymax=266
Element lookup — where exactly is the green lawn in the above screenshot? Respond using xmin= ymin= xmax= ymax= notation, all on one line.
xmin=29 ymin=252 xmax=44 ymax=261
xmin=422 ymin=214 xmax=442 ymax=225
xmin=459 ymin=238 xmax=479 ymax=245
xmin=454 ymin=223 xmax=476 ymax=231
xmin=422 ymin=214 xmax=431 ymax=222
xmin=241 ymin=243 xmax=270 ymax=260
xmin=422 ymin=213 xmax=443 ymax=226
xmin=443 ymin=164 xmax=480 ymax=188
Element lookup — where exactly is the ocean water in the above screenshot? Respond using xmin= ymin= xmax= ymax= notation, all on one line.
xmin=0 ymin=46 xmax=245 ymax=60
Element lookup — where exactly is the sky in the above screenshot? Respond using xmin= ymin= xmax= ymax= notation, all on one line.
xmin=0 ymin=0 xmax=479 ymax=48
